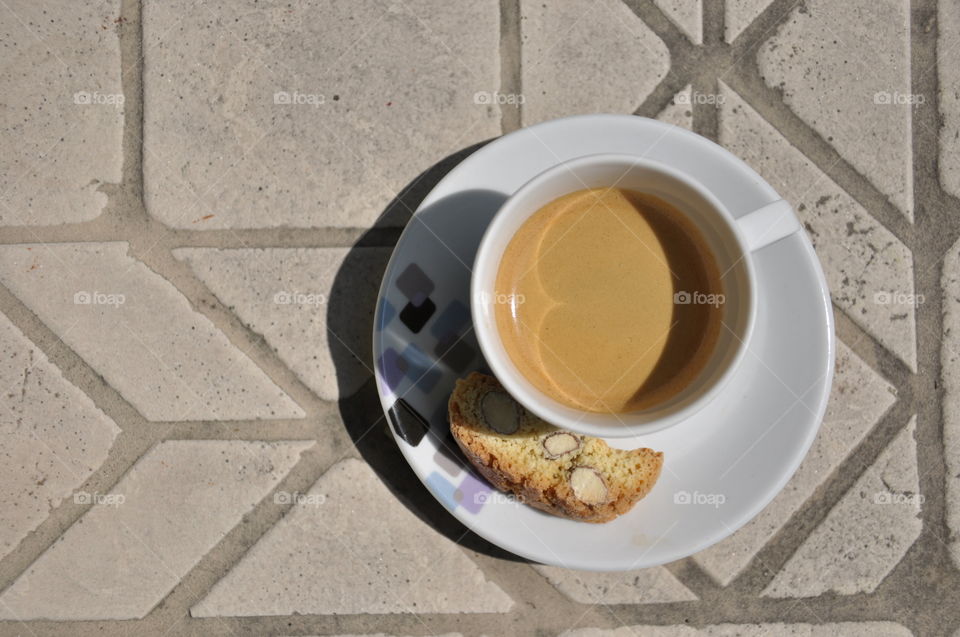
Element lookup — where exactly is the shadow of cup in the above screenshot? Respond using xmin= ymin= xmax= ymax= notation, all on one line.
xmin=328 ymin=140 xmax=527 ymax=562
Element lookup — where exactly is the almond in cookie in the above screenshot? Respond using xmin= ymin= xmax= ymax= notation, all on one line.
xmin=448 ymin=372 xmax=663 ymax=523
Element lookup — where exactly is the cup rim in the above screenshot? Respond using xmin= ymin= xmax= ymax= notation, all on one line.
xmin=470 ymin=152 xmax=759 ymax=438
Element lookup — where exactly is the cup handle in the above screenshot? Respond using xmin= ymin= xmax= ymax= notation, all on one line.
xmin=734 ymin=199 xmax=801 ymax=252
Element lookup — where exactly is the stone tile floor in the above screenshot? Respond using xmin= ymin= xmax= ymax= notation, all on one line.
xmin=0 ymin=0 xmax=956 ymax=635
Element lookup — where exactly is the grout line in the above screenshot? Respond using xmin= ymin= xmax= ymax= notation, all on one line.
xmin=730 ymin=393 xmax=917 ymax=594
xmin=723 ymin=69 xmax=918 ymax=249
xmin=832 ymin=307 xmax=916 ymax=386
xmin=0 ymin=226 xmax=406 ymax=249
xmin=100 ymin=0 xmax=146 ymax=224
xmin=703 ymin=0 xmax=725 ymax=46
xmin=691 ymin=70 xmax=720 ymax=140
xmin=623 ymin=0 xmax=692 ymax=49
xmin=136 ymin=441 xmax=357 ymax=625
xmin=624 ymin=0 xmax=713 ymax=120
xmin=906 ymin=0 xmax=960 ymax=609
xmin=499 ymin=0 xmax=523 ymax=132
xmin=634 ymin=70 xmax=694 ymax=119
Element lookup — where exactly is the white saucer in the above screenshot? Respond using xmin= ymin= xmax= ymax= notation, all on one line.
xmin=372 ymin=114 xmax=835 ymax=571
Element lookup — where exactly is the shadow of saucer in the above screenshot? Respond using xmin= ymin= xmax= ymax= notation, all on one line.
xmin=328 ymin=140 xmax=528 ymax=563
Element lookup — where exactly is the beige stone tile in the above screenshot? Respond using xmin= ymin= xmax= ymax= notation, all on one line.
xmin=142 ymin=0 xmax=501 ymax=229
xmin=0 ymin=0 xmax=123 ymax=225
xmin=0 ymin=440 xmax=313 ymax=620
xmin=520 ymin=0 xmax=669 ymax=125
xmin=191 ymin=459 xmax=513 ymax=616
xmin=0 ymin=242 xmax=303 ymax=421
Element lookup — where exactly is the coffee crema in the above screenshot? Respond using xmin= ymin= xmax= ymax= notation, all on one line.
xmin=494 ymin=187 xmax=723 ymax=414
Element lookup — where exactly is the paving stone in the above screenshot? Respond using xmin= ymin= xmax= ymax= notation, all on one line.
xmin=0 ymin=311 xmax=120 ymax=562
xmin=520 ymin=0 xmax=670 ymax=126
xmin=0 ymin=242 xmax=303 ymax=421
xmin=653 ymin=0 xmax=702 ymax=44
xmin=0 ymin=0 xmax=123 ymax=225
xmin=533 ymin=564 xmax=697 ymax=604
xmin=561 ymin=622 xmax=913 ymax=637
xmin=191 ymin=458 xmax=513 ymax=616
xmin=757 ymin=0 xmax=913 ymax=219
xmin=941 ymin=238 xmax=960 ymax=569
xmin=174 ymin=247 xmax=388 ymax=402
xmin=763 ymin=417 xmax=921 ymax=598
xmin=0 ymin=440 xmax=312 ymax=620
xmin=724 ymin=0 xmax=774 ymax=42
xmin=656 ymin=86 xmax=694 ymax=129
xmin=718 ymin=83 xmax=917 ymax=370
xmin=141 ymin=0 xmax=500 ymax=229
xmin=693 ymin=341 xmax=894 ymax=585
xmin=938 ymin=0 xmax=960 ymax=200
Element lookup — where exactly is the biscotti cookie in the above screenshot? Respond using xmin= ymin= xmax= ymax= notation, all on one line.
xmin=448 ymin=372 xmax=663 ymax=523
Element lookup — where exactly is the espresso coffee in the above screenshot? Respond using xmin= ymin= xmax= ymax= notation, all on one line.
xmin=494 ymin=187 xmax=723 ymax=414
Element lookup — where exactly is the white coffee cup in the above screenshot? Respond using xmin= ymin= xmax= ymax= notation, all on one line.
xmin=471 ymin=153 xmax=800 ymax=438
